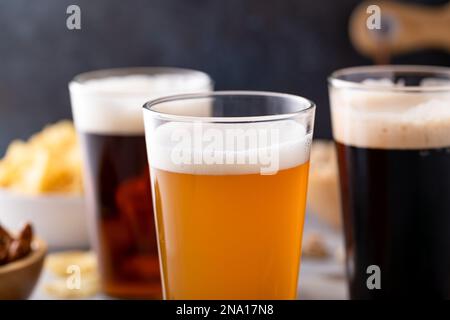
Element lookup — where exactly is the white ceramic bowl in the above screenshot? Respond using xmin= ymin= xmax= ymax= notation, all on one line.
xmin=0 ymin=190 xmax=89 ymax=250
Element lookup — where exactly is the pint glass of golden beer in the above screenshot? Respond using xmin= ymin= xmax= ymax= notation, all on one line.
xmin=143 ymin=92 xmax=315 ymax=299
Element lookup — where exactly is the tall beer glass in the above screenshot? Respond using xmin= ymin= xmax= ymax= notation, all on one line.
xmin=69 ymin=67 xmax=212 ymax=298
xmin=143 ymin=91 xmax=315 ymax=299
xmin=329 ymin=66 xmax=450 ymax=299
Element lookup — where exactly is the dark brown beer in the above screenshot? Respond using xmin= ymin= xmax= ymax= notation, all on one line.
xmin=336 ymin=142 xmax=450 ymax=299
xmin=80 ymin=133 xmax=161 ymax=298
xmin=69 ymin=68 xmax=212 ymax=299
xmin=329 ymin=66 xmax=450 ymax=299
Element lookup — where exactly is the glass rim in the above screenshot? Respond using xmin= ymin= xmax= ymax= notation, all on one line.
xmin=69 ymin=66 xmax=213 ymax=95
xmin=328 ymin=65 xmax=450 ymax=92
xmin=143 ymin=91 xmax=316 ymax=123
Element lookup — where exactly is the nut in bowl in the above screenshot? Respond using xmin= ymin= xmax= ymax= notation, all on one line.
xmin=0 ymin=121 xmax=89 ymax=249
xmin=0 ymin=223 xmax=47 ymax=300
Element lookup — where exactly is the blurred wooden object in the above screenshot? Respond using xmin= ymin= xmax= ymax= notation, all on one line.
xmin=349 ymin=1 xmax=450 ymax=63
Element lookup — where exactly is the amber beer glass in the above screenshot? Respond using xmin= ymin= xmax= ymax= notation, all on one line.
xmin=143 ymin=92 xmax=315 ymax=299
xmin=329 ymin=66 xmax=450 ymax=299
xmin=69 ymin=67 xmax=212 ymax=298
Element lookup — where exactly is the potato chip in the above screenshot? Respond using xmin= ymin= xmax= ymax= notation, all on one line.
xmin=0 ymin=121 xmax=83 ymax=195
xmin=44 ymin=250 xmax=99 ymax=299
xmin=44 ymin=274 xmax=99 ymax=299
xmin=302 ymin=232 xmax=329 ymax=259
xmin=45 ymin=251 xmax=97 ymax=277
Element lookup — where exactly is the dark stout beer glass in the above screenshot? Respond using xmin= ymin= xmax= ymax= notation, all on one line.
xmin=329 ymin=66 xmax=450 ymax=299
xmin=69 ymin=68 xmax=212 ymax=298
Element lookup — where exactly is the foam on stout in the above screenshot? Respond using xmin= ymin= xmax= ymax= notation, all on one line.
xmin=330 ymin=86 xmax=450 ymax=150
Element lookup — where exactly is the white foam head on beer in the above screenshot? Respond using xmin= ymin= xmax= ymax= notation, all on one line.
xmin=145 ymin=118 xmax=312 ymax=175
xmin=70 ymin=73 xmax=212 ymax=134
xmin=330 ymin=78 xmax=450 ymax=149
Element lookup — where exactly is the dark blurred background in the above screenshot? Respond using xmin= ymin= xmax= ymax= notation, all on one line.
xmin=0 ymin=0 xmax=448 ymax=153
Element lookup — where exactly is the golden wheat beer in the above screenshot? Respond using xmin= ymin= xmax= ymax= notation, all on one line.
xmin=143 ymin=92 xmax=315 ymax=299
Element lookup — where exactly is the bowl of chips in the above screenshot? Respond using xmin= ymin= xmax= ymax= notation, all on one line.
xmin=0 ymin=121 xmax=89 ymax=249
